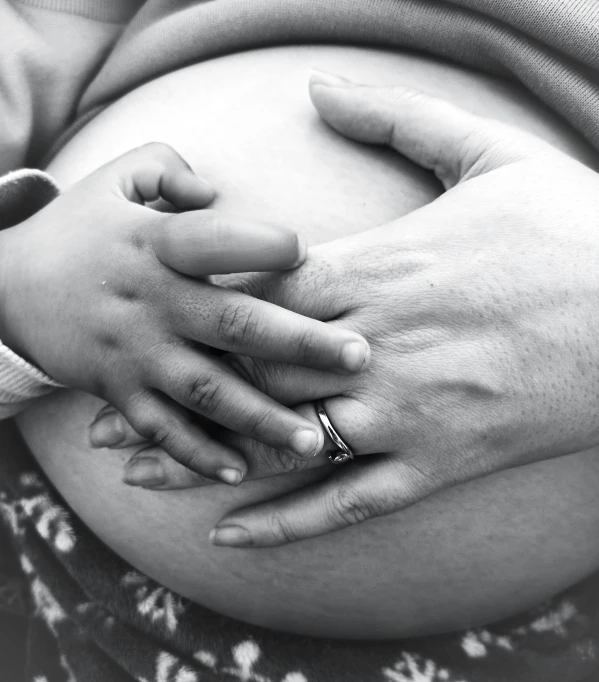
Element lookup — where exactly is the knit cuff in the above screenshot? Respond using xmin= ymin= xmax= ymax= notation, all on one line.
xmin=0 ymin=169 xmax=63 ymax=418
xmin=0 ymin=343 xmax=63 ymax=418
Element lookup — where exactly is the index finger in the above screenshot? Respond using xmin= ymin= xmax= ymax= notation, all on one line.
xmin=169 ymin=281 xmax=371 ymax=374
xmin=154 ymin=209 xmax=307 ymax=276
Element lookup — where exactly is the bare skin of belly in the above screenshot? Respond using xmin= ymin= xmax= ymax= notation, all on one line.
xmin=13 ymin=45 xmax=599 ymax=640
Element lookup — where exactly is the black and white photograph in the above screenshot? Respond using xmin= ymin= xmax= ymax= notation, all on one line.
xmin=1 ymin=1 xmax=598 ymax=681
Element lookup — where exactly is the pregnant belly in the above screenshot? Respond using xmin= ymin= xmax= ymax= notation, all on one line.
xmin=16 ymin=45 xmax=599 ymax=640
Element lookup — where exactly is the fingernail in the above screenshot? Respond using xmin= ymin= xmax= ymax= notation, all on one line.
xmin=289 ymin=428 xmax=321 ymax=459
xmin=123 ymin=457 xmax=166 ymax=488
xmin=291 ymin=232 xmax=308 ymax=268
xmin=341 ymin=340 xmax=370 ymax=373
xmin=90 ymin=413 xmax=125 ymax=448
xmin=209 ymin=525 xmax=253 ymax=547
xmin=310 ymin=68 xmax=355 ymax=89
xmin=217 ymin=468 xmax=244 ymax=486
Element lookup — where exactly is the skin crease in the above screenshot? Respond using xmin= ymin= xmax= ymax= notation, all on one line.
xmin=12 ymin=45 xmax=599 ymax=639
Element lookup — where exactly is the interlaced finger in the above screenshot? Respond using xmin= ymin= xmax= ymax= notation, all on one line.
xmin=119 ymin=391 xmax=248 ymax=485
xmin=168 ymin=279 xmax=370 ymax=374
xmin=149 ymin=347 xmax=326 ymax=460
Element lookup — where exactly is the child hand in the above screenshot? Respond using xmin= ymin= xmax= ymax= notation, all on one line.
xmin=0 ymin=143 xmax=370 ymax=484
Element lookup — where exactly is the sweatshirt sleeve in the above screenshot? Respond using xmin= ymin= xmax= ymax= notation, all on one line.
xmin=0 ymin=0 xmax=127 ymax=173
xmin=0 ymin=169 xmax=63 ymax=419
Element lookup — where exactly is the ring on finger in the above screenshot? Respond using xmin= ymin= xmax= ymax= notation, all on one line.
xmin=314 ymin=399 xmax=354 ymax=464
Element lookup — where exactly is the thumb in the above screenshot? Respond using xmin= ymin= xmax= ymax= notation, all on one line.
xmin=309 ymin=71 xmax=548 ymax=189
xmin=209 ymin=454 xmax=447 ymax=548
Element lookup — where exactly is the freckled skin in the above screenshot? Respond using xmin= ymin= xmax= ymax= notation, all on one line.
xmin=15 ymin=45 xmax=599 ymax=639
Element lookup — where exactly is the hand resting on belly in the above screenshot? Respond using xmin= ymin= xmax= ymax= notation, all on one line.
xmin=15 ymin=45 xmax=599 ymax=639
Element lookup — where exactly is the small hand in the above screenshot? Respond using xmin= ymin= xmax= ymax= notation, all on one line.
xmin=0 ymin=142 xmax=369 ymax=484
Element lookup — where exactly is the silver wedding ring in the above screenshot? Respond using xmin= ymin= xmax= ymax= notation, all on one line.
xmin=314 ymin=400 xmax=354 ymax=464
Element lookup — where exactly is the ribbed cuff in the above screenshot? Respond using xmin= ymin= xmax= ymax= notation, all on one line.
xmin=0 ymin=342 xmax=63 ymax=418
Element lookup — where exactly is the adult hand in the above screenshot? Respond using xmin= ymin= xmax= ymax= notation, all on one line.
xmin=93 ymin=73 xmax=599 ymax=547
xmin=212 ymin=71 xmax=599 ymax=546
xmin=0 ymin=142 xmax=370 ymax=485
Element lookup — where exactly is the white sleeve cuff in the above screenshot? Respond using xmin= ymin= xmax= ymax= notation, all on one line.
xmin=0 ymin=342 xmax=63 ymax=418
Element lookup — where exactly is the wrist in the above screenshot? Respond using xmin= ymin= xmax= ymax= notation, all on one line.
xmin=0 ymin=224 xmax=35 ymax=364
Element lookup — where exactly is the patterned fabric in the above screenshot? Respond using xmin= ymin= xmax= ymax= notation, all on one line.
xmin=1 ymin=421 xmax=599 ymax=682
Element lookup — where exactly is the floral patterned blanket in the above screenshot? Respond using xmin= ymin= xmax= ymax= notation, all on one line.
xmin=1 ymin=421 xmax=598 ymax=682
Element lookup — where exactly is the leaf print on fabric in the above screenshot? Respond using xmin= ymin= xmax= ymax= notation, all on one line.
xmin=193 ymin=649 xmax=217 ymax=669
xmin=20 ymin=554 xmax=67 ymax=637
xmin=76 ymin=600 xmax=116 ymax=630
xmin=460 ymin=630 xmax=513 ymax=658
xmin=121 ymin=571 xmax=186 ymax=633
xmin=222 ymin=641 xmax=308 ymax=682
xmin=155 ymin=651 xmax=198 ymax=682
xmin=223 ymin=640 xmax=265 ymax=681
xmin=515 ymin=599 xmax=578 ymax=637
xmin=16 ymin=473 xmax=76 ymax=552
xmin=382 ymin=653 xmax=464 ymax=682
xmin=575 ymin=639 xmax=598 ymax=661
xmin=59 ymin=654 xmax=77 ymax=682
xmin=0 ymin=494 xmax=22 ymax=536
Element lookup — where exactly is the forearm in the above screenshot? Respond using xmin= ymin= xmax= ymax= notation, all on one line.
xmin=0 ymin=170 xmax=62 ymax=419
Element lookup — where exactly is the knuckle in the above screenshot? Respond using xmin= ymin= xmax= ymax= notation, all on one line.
xmin=455 ymin=129 xmax=491 ymax=177
xmin=142 ymin=159 xmax=167 ymax=183
xmin=226 ymin=272 xmax=278 ymax=304
xmin=167 ymin=449 xmax=198 ymax=473
xmin=271 ymin=448 xmax=311 ymax=474
xmin=130 ymin=227 xmax=149 ymax=252
xmin=228 ymin=355 xmax=270 ymax=393
xmin=217 ymin=302 xmax=262 ymax=349
xmin=268 ymin=510 xmax=299 ymax=544
xmin=390 ymin=86 xmax=427 ymax=109
xmin=187 ymin=373 xmax=223 ymax=416
xmin=140 ymin=141 xmax=177 ymax=161
xmin=127 ymin=408 xmax=170 ymax=446
xmin=196 ymin=210 xmax=224 ymax=235
xmin=329 ymin=484 xmax=375 ymax=526
xmin=389 ymin=457 xmax=438 ymax=506
xmin=293 ymin=326 xmax=317 ymax=364
xmin=243 ymin=409 xmax=274 ymax=438
xmin=148 ymin=423 xmax=172 ymax=447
